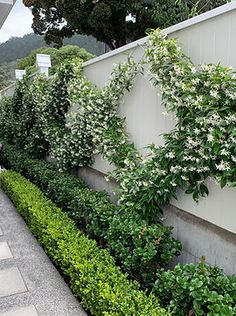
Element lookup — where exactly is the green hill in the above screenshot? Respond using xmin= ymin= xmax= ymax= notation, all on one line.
xmin=0 ymin=33 xmax=104 ymax=89
xmin=0 ymin=33 xmax=104 ymax=64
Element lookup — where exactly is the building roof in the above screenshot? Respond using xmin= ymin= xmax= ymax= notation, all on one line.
xmin=0 ymin=0 xmax=16 ymax=29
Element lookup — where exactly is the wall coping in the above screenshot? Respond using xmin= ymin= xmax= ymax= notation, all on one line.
xmin=83 ymin=1 xmax=236 ymax=67
xmin=0 ymin=71 xmax=38 ymax=96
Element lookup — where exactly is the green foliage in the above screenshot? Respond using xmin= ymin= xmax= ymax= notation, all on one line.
xmin=1 ymin=25 xmax=236 ymax=314
xmin=0 ymin=61 xmax=18 ymax=88
xmin=152 ymin=0 xmax=189 ymax=28
xmin=0 ymin=170 xmax=169 ymax=316
xmin=107 ymin=29 xmax=236 ymax=221
xmin=187 ymin=0 xmax=229 ymax=15
xmin=23 ymin=0 xmax=228 ymax=50
xmin=23 ymin=0 xmax=158 ymax=49
xmin=153 ymin=261 xmax=236 ymax=316
xmin=152 ymin=0 xmax=228 ymax=28
xmin=0 ymin=33 xmax=103 ymax=65
xmin=17 ymin=45 xmax=94 ymax=75
xmin=2 ymin=28 xmax=236 ymax=226
xmin=0 ymin=34 xmax=45 ymax=65
xmin=0 ymin=76 xmax=49 ymax=158
xmin=107 ymin=213 xmax=181 ymax=285
xmin=0 ymin=56 xmax=142 ymax=170
xmin=2 ymin=29 xmax=236 ymax=283
xmin=0 ymin=67 xmax=9 ymax=90
xmin=0 ymin=33 xmax=103 ymax=89
xmin=0 ymin=144 xmax=181 ymax=287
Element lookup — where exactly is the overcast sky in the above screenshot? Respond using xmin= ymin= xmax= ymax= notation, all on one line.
xmin=0 ymin=0 xmax=33 ymax=43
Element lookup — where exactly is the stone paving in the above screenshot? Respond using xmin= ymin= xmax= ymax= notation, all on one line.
xmin=0 ymin=188 xmax=87 ymax=316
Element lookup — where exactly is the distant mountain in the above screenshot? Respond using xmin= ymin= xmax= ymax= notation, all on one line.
xmin=0 ymin=33 xmax=105 ymax=89
xmin=0 ymin=33 xmax=104 ymax=65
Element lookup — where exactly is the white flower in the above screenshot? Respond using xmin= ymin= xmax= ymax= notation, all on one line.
xmin=162 ymin=111 xmax=168 ymax=116
xmin=220 ymin=149 xmax=229 ymax=156
xmin=216 ymin=161 xmax=230 ymax=171
xmin=231 ymin=156 xmax=236 ymax=163
xmin=207 ymin=134 xmax=214 ymax=142
xmin=194 ymin=128 xmax=201 ymax=135
xmin=166 ymin=151 xmax=175 ymax=159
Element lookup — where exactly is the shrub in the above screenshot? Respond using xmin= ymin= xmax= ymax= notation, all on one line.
xmin=0 ymin=170 xmax=169 ymax=316
xmin=108 ymin=213 xmax=181 ymax=286
xmin=68 ymin=188 xmax=115 ymax=239
xmin=0 ymin=143 xmax=182 ymax=287
xmin=17 ymin=45 xmax=94 ymax=75
xmin=153 ymin=261 xmax=236 ymax=316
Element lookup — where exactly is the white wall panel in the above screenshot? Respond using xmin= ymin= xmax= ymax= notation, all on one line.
xmin=82 ymin=3 xmax=236 ymax=234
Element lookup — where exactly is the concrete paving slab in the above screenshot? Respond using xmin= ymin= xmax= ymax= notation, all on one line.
xmin=0 ymin=242 xmax=13 ymax=260
xmin=0 ymin=306 xmax=38 ymax=316
xmin=0 ymin=227 xmax=3 ymax=236
xmin=0 ymin=267 xmax=27 ymax=298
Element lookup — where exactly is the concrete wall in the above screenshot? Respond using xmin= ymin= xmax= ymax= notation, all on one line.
xmin=81 ymin=2 xmax=236 ymax=236
xmin=78 ymin=3 xmax=236 ymax=273
xmin=0 ymin=83 xmax=15 ymax=98
xmin=164 ymin=204 xmax=236 ymax=275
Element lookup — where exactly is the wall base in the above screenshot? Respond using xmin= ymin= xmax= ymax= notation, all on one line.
xmin=163 ymin=204 xmax=236 ymax=275
xmin=76 ymin=166 xmax=236 ymax=275
xmin=77 ymin=166 xmax=117 ymax=202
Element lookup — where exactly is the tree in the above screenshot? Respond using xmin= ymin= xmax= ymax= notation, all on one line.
xmin=17 ymin=45 xmax=94 ymax=75
xmin=23 ymin=0 xmax=228 ymax=50
xmin=23 ymin=0 xmax=162 ymax=49
xmin=152 ymin=0 xmax=229 ymax=28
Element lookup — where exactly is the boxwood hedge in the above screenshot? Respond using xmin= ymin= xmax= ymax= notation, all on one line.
xmin=0 ymin=170 xmax=170 ymax=316
xmin=0 ymin=143 xmax=181 ymax=287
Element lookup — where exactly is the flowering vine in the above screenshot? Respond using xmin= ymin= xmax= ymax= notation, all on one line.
xmin=114 ymin=29 xmax=236 ymax=220
xmin=1 ymin=29 xmax=236 ymax=221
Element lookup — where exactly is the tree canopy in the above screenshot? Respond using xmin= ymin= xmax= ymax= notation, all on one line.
xmin=17 ymin=45 xmax=94 ymax=75
xmin=23 ymin=0 xmax=228 ymax=50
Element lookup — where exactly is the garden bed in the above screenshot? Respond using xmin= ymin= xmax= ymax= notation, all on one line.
xmin=0 ymin=170 xmax=168 ymax=316
xmin=1 ymin=145 xmax=236 ymax=316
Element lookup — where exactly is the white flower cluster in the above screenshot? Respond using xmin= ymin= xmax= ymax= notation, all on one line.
xmin=1 ymin=29 xmax=236 ymax=217
xmin=117 ymin=29 xmax=236 ymax=210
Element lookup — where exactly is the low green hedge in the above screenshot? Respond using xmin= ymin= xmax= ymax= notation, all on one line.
xmin=0 ymin=143 xmax=182 ymax=287
xmin=0 ymin=170 xmax=170 ymax=316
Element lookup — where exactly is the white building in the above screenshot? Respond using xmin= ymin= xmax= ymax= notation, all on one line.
xmin=0 ymin=0 xmax=16 ymax=29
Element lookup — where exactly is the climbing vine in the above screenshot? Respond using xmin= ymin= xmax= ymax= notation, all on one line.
xmin=115 ymin=29 xmax=236 ymax=220
xmin=1 ymin=29 xmax=236 ymax=221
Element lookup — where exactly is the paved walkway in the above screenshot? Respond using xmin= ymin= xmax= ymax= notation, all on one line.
xmin=0 ymin=188 xmax=87 ymax=316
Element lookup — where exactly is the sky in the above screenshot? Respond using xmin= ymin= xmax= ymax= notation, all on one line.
xmin=0 ymin=0 xmax=33 ymax=43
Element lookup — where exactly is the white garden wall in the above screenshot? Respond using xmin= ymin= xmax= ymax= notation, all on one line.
xmin=81 ymin=2 xmax=236 ymax=235
xmin=1 ymin=1 xmax=236 ymax=273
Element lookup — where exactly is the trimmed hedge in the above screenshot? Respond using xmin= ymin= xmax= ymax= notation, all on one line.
xmin=0 ymin=143 xmax=182 ymax=287
xmin=0 ymin=170 xmax=170 ymax=316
